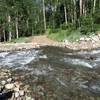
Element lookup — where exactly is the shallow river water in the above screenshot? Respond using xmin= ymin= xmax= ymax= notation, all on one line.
xmin=0 ymin=46 xmax=100 ymax=100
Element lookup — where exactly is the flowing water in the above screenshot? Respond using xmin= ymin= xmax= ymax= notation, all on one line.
xmin=0 ymin=46 xmax=100 ymax=100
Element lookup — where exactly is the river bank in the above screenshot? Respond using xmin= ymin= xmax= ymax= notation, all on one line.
xmin=0 ymin=68 xmax=35 ymax=100
xmin=0 ymin=33 xmax=100 ymax=51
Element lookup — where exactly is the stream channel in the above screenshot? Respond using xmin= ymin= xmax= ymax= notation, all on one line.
xmin=0 ymin=46 xmax=100 ymax=100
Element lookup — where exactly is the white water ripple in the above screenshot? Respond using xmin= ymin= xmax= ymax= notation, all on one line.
xmin=63 ymin=58 xmax=93 ymax=68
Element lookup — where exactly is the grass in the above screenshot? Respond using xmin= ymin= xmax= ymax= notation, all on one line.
xmin=4 ymin=37 xmax=30 ymax=43
xmin=47 ymin=29 xmax=82 ymax=42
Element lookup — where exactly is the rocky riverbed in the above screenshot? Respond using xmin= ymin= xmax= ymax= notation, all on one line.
xmin=0 ymin=34 xmax=100 ymax=100
xmin=0 ymin=68 xmax=35 ymax=100
xmin=0 ymin=46 xmax=100 ymax=100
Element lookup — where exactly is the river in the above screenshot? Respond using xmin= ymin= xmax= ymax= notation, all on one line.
xmin=0 ymin=46 xmax=100 ymax=100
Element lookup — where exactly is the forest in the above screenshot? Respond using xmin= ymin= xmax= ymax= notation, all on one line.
xmin=0 ymin=0 xmax=100 ymax=42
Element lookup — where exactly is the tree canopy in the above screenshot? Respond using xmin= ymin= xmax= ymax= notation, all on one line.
xmin=0 ymin=0 xmax=100 ymax=41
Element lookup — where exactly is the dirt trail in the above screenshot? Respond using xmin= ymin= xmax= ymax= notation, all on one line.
xmin=30 ymin=35 xmax=60 ymax=45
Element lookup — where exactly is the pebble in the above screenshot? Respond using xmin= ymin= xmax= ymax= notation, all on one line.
xmin=0 ymin=69 xmax=32 ymax=100
xmin=14 ymin=87 xmax=19 ymax=92
xmin=19 ymin=90 xmax=24 ymax=96
xmin=31 ymin=98 xmax=35 ymax=100
xmin=14 ymin=92 xmax=19 ymax=98
xmin=14 ymin=82 xmax=20 ymax=88
xmin=5 ymin=83 xmax=14 ymax=90
xmin=80 ymin=37 xmax=85 ymax=41
xmin=1 ymin=80 xmax=6 ymax=85
xmin=7 ymin=78 xmax=12 ymax=83
xmin=25 ymin=96 xmax=31 ymax=100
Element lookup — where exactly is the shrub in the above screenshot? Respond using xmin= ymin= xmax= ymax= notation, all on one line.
xmin=60 ymin=23 xmax=76 ymax=31
xmin=80 ymin=16 xmax=94 ymax=35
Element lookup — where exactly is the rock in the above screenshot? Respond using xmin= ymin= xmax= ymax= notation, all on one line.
xmin=31 ymin=98 xmax=35 ymax=100
xmin=38 ymin=91 xmax=44 ymax=96
xmin=25 ymin=96 xmax=31 ymax=100
xmin=86 ymin=38 xmax=91 ymax=41
xmin=14 ymin=87 xmax=19 ymax=92
xmin=92 ymin=40 xmax=95 ymax=43
xmin=24 ymin=85 xmax=30 ymax=92
xmin=14 ymin=82 xmax=21 ymax=88
xmin=1 ymin=80 xmax=6 ymax=85
xmin=64 ymin=39 xmax=69 ymax=44
xmin=19 ymin=90 xmax=24 ymax=96
xmin=5 ymin=83 xmax=14 ymax=90
xmin=37 ymin=85 xmax=44 ymax=91
xmin=80 ymin=37 xmax=85 ymax=41
xmin=92 ymin=36 xmax=99 ymax=41
xmin=14 ymin=92 xmax=19 ymax=98
xmin=7 ymin=78 xmax=12 ymax=83
xmin=0 ymin=72 xmax=7 ymax=77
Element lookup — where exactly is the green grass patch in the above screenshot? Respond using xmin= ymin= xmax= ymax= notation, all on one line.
xmin=47 ymin=29 xmax=82 ymax=42
xmin=4 ymin=37 xmax=30 ymax=43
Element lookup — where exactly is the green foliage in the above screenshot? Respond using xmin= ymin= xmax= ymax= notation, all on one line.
xmin=5 ymin=37 xmax=30 ymax=43
xmin=0 ymin=0 xmax=100 ymax=42
xmin=60 ymin=23 xmax=76 ymax=31
xmin=48 ymin=29 xmax=81 ymax=42
xmin=80 ymin=16 xmax=94 ymax=35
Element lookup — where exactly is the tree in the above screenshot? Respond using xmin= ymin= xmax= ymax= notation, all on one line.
xmin=43 ymin=0 xmax=46 ymax=31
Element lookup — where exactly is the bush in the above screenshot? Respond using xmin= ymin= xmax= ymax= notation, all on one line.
xmin=60 ymin=23 xmax=76 ymax=31
xmin=48 ymin=29 xmax=81 ymax=42
xmin=80 ymin=16 xmax=94 ymax=35
xmin=49 ymin=28 xmax=60 ymax=34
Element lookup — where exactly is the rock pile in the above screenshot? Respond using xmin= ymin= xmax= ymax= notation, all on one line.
xmin=63 ymin=34 xmax=100 ymax=50
xmin=0 ymin=69 xmax=35 ymax=100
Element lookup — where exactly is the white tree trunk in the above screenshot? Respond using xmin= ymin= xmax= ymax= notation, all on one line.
xmin=8 ymin=15 xmax=12 ymax=41
xmin=83 ymin=1 xmax=85 ymax=16
xmin=64 ymin=5 xmax=67 ymax=25
xmin=16 ymin=17 xmax=19 ymax=39
xmin=42 ymin=0 xmax=46 ymax=31
xmin=93 ymin=0 xmax=96 ymax=13
xmin=73 ymin=0 xmax=76 ymax=24
xmin=3 ymin=29 xmax=6 ymax=41
xmin=80 ymin=0 xmax=83 ymax=16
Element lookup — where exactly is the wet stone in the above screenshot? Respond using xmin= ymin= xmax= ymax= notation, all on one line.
xmin=14 ymin=87 xmax=19 ymax=92
xmin=25 ymin=96 xmax=32 ymax=100
xmin=7 ymin=78 xmax=12 ymax=83
xmin=19 ymin=90 xmax=24 ymax=96
xmin=14 ymin=92 xmax=19 ymax=98
xmin=1 ymin=80 xmax=6 ymax=85
xmin=5 ymin=83 xmax=14 ymax=90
